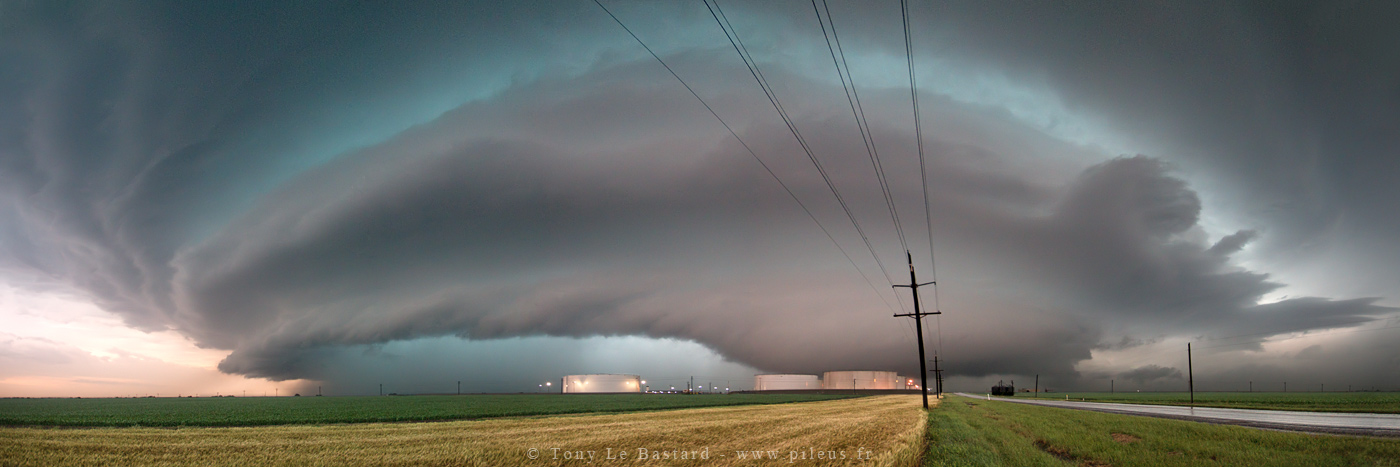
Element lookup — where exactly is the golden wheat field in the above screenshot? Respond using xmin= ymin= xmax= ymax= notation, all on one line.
xmin=0 ymin=395 xmax=927 ymax=466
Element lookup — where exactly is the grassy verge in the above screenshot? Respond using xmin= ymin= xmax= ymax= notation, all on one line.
xmin=924 ymin=396 xmax=1400 ymax=466
xmin=1037 ymin=392 xmax=1400 ymax=413
xmin=0 ymin=395 xmax=925 ymax=466
xmin=0 ymin=394 xmax=855 ymax=427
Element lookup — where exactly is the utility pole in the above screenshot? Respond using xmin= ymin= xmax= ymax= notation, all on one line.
xmin=1111 ymin=379 xmax=1114 ymax=394
xmin=1035 ymin=375 xmax=1039 ymax=398
xmin=1249 ymin=381 xmax=1252 ymax=393
xmin=1187 ymin=342 xmax=1194 ymax=405
xmin=318 ymin=386 xmax=322 ymax=397
xmin=893 ymin=251 xmax=938 ymax=409
xmin=937 ymin=359 xmax=944 ymax=396
xmin=931 ymin=355 xmax=944 ymax=397
xmin=457 ymin=381 xmax=461 ymax=395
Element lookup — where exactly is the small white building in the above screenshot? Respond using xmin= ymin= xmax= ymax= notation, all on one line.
xmin=561 ymin=374 xmax=642 ymax=393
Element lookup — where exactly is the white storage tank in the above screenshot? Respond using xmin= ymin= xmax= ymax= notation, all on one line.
xmin=753 ymin=374 xmax=820 ymax=390
xmin=822 ymin=371 xmax=900 ymax=390
xmin=561 ymin=374 xmax=642 ymax=393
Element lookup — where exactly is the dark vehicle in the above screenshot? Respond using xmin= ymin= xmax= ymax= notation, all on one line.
xmin=991 ymin=380 xmax=1015 ymax=396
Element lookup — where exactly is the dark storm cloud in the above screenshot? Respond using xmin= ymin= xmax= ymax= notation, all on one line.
xmin=1 ymin=1 xmax=1397 ymax=391
xmin=1118 ymin=365 xmax=1182 ymax=386
xmin=899 ymin=1 xmax=1400 ymax=294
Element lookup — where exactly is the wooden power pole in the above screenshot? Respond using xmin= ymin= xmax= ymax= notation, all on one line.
xmin=894 ymin=251 xmax=938 ymax=409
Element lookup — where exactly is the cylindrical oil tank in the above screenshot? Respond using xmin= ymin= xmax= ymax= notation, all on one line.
xmin=561 ymin=374 xmax=642 ymax=393
xmin=753 ymin=374 xmax=820 ymax=390
xmin=822 ymin=371 xmax=900 ymax=390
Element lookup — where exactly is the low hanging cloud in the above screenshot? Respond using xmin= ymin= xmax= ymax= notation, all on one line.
xmin=1118 ymin=365 xmax=1183 ymax=385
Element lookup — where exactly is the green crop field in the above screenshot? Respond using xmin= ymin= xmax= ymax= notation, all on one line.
xmin=924 ymin=396 xmax=1400 ymax=467
xmin=0 ymin=393 xmax=856 ymax=427
xmin=1019 ymin=391 xmax=1400 ymax=413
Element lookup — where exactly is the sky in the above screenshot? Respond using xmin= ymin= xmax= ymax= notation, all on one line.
xmin=1 ymin=0 xmax=1398 ymax=397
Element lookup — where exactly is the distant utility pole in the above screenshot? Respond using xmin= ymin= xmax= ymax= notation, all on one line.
xmin=380 ymin=384 xmax=383 ymax=396
xmin=457 ymin=381 xmax=461 ymax=395
xmin=1035 ymin=375 xmax=1039 ymax=398
xmin=318 ymin=386 xmax=322 ymax=397
xmin=893 ymin=251 xmax=938 ymax=410
xmin=931 ymin=355 xmax=944 ymax=397
xmin=1284 ymin=382 xmax=1287 ymax=392
xmin=1249 ymin=381 xmax=1252 ymax=393
xmin=1187 ymin=343 xmax=1194 ymax=405
xmin=1111 ymin=379 xmax=1114 ymax=394
xmin=1321 ymin=384 xmax=1324 ymax=392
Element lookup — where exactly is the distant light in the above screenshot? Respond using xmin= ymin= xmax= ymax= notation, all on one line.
xmin=546 ymin=382 xmax=551 ymax=386
xmin=641 ymin=381 xmax=646 ymax=384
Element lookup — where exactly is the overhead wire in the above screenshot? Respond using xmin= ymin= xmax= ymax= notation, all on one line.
xmin=896 ymin=0 xmax=944 ymax=362
xmin=707 ymin=0 xmax=922 ymax=354
xmin=811 ymin=0 xmax=909 ymax=254
xmin=589 ymin=0 xmax=904 ymax=316
xmin=701 ymin=0 xmax=907 ymax=305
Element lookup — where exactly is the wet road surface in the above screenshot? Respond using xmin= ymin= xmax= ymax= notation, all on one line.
xmin=955 ymin=393 xmax=1400 ymax=437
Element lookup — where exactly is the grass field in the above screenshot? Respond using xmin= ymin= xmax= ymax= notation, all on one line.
xmin=1022 ymin=391 xmax=1400 ymax=413
xmin=0 ymin=395 xmax=925 ymax=467
xmin=0 ymin=394 xmax=856 ymax=427
xmin=924 ymin=395 xmax=1400 ymax=467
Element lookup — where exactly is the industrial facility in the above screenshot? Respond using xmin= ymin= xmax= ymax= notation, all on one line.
xmin=561 ymin=374 xmax=642 ymax=393
xmin=821 ymin=371 xmax=901 ymax=390
xmin=556 ymin=370 xmax=920 ymax=394
xmin=745 ymin=370 xmax=920 ymax=392
xmin=754 ymin=374 xmax=821 ymax=390
xmin=991 ymin=380 xmax=1015 ymax=396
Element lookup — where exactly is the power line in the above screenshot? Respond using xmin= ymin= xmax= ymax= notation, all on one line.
xmin=811 ymin=0 xmax=908 ymax=253
xmin=900 ymin=0 xmax=943 ymax=358
xmin=703 ymin=0 xmax=905 ymax=299
xmin=589 ymin=0 xmax=901 ymax=315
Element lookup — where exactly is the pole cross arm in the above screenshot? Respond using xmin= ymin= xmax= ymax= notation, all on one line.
xmin=892 ymin=281 xmax=936 ymax=288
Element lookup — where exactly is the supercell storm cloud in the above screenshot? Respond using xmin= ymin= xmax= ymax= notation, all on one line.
xmin=1 ymin=1 xmax=1397 ymax=395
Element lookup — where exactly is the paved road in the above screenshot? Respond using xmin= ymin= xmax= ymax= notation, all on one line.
xmin=955 ymin=393 xmax=1400 ymax=437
